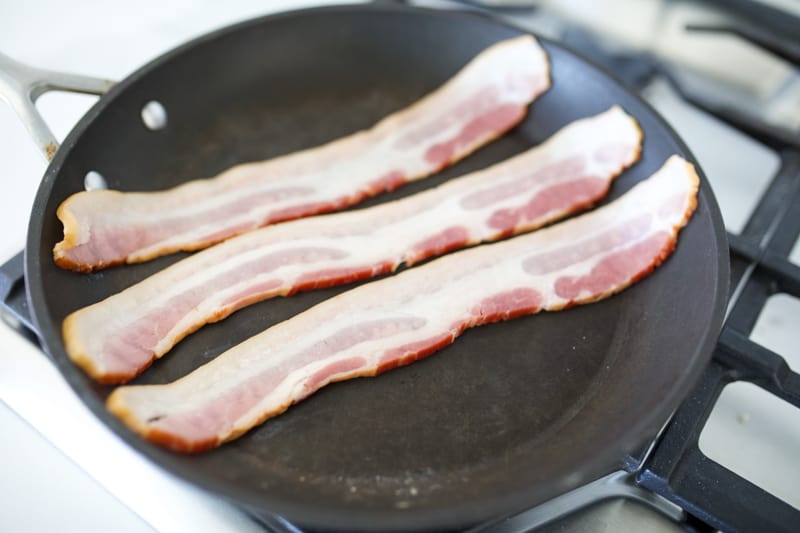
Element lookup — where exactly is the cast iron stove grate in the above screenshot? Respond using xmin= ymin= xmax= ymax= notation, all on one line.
xmin=628 ymin=131 xmax=800 ymax=533
xmin=555 ymin=3 xmax=800 ymax=531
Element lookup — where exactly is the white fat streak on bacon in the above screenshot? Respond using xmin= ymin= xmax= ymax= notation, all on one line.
xmin=107 ymin=155 xmax=699 ymax=452
xmin=53 ymin=35 xmax=550 ymax=272
xmin=64 ymin=107 xmax=641 ymax=384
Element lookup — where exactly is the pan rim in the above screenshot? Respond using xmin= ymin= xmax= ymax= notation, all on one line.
xmin=24 ymin=2 xmax=730 ymax=530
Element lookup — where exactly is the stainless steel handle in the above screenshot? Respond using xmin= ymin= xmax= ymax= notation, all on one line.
xmin=0 ymin=52 xmax=115 ymax=161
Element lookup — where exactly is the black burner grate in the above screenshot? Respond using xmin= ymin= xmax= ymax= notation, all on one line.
xmin=0 ymin=250 xmax=38 ymax=346
xmin=633 ymin=152 xmax=800 ymax=532
xmin=625 ymin=20 xmax=800 ymax=532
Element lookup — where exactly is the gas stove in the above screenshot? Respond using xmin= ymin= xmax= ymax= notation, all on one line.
xmin=1 ymin=1 xmax=798 ymax=531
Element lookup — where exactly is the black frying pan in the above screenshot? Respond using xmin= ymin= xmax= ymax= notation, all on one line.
xmin=22 ymin=4 xmax=728 ymax=530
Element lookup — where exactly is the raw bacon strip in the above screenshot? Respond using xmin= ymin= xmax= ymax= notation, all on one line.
xmin=64 ymin=107 xmax=641 ymax=384
xmin=53 ymin=35 xmax=550 ymax=272
xmin=107 ymin=155 xmax=699 ymax=452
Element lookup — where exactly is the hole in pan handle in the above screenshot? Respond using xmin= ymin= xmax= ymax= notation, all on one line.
xmin=0 ymin=51 xmax=116 ymax=163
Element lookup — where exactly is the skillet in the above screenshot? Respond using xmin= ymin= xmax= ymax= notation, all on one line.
xmin=15 ymin=3 xmax=728 ymax=530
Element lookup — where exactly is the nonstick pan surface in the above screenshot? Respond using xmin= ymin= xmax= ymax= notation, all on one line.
xmin=25 ymin=4 xmax=728 ymax=530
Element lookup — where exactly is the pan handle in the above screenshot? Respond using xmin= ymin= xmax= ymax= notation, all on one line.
xmin=0 ymin=51 xmax=115 ymax=162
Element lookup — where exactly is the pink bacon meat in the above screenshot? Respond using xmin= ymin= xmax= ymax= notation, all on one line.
xmin=107 ymin=155 xmax=699 ymax=452
xmin=53 ymin=35 xmax=550 ymax=272
xmin=64 ymin=107 xmax=641 ymax=384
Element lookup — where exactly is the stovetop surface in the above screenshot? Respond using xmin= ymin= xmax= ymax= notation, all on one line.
xmin=1 ymin=1 xmax=798 ymax=532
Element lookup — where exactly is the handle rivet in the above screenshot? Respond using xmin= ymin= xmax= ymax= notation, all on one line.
xmin=141 ymin=100 xmax=167 ymax=130
xmin=84 ymin=171 xmax=108 ymax=191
